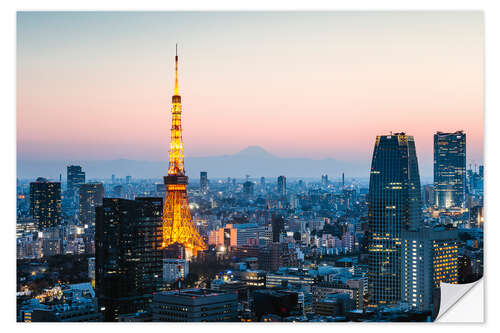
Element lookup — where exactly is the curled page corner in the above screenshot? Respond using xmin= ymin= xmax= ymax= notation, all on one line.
xmin=436 ymin=278 xmax=484 ymax=322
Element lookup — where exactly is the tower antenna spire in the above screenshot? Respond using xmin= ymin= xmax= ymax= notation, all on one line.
xmin=174 ymin=44 xmax=179 ymax=95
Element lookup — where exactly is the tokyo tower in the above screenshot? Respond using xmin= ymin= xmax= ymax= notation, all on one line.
xmin=161 ymin=45 xmax=206 ymax=257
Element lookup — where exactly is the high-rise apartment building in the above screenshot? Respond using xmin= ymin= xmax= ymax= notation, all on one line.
xmin=401 ymin=228 xmax=458 ymax=312
xmin=79 ymin=183 xmax=105 ymax=226
xmin=95 ymin=197 xmax=163 ymax=321
xmin=200 ymin=171 xmax=208 ymax=193
xmin=30 ymin=177 xmax=62 ymax=229
xmin=277 ymin=176 xmax=286 ymax=197
xmin=367 ymin=133 xmax=422 ymax=307
xmin=433 ymin=131 xmax=466 ymax=209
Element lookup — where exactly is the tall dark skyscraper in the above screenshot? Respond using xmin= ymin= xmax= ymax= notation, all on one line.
xmin=367 ymin=133 xmax=422 ymax=307
xmin=433 ymin=131 xmax=466 ymax=209
xmin=67 ymin=165 xmax=85 ymax=194
xmin=95 ymin=197 xmax=163 ymax=321
xmin=29 ymin=177 xmax=62 ymax=229
xmin=79 ymin=183 xmax=105 ymax=226
xmin=277 ymin=176 xmax=286 ymax=197
xmin=200 ymin=171 xmax=208 ymax=193
xmin=271 ymin=214 xmax=285 ymax=243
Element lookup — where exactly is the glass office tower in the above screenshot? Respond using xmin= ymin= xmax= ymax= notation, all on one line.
xmin=433 ymin=131 xmax=466 ymax=209
xmin=95 ymin=197 xmax=163 ymax=321
xmin=367 ymin=133 xmax=422 ymax=307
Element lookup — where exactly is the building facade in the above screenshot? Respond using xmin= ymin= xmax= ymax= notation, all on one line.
xmin=401 ymin=228 xmax=458 ymax=312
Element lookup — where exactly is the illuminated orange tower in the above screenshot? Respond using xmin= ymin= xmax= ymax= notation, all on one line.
xmin=161 ymin=45 xmax=206 ymax=257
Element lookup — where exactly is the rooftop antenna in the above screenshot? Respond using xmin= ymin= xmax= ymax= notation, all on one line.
xmin=174 ymin=43 xmax=179 ymax=95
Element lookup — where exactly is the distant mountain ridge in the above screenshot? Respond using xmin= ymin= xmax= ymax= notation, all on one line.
xmin=234 ymin=145 xmax=276 ymax=158
xmin=17 ymin=146 xmax=372 ymax=180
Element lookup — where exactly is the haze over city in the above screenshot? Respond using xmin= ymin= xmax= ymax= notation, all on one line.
xmin=17 ymin=11 xmax=483 ymax=180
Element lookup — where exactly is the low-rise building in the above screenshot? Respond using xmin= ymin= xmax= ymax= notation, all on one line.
xmin=152 ymin=288 xmax=238 ymax=322
xmin=18 ymin=283 xmax=102 ymax=322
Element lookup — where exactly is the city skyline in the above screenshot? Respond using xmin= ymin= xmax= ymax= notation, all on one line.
xmin=15 ymin=10 xmax=485 ymax=324
xmin=17 ymin=11 xmax=483 ymax=176
xmin=16 ymin=142 xmax=481 ymax=181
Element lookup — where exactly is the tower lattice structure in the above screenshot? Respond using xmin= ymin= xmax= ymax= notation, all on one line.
xmin=161 ymin=45 xmax=206 ymax=256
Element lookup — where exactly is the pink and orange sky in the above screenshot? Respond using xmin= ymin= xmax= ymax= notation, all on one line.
xmin=17 ymin=12 xmax=483 ymax=177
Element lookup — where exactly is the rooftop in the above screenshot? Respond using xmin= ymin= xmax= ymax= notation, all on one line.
xmin=159 ymin=288 xmax=227 ymax=298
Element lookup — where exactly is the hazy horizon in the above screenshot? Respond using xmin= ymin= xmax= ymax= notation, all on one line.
xmin=17 ymin=144 xmax=443 ymax=182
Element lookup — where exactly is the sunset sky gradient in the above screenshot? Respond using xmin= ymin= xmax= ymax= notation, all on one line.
xmin=17 ymin=11 xmax=484 ymax=178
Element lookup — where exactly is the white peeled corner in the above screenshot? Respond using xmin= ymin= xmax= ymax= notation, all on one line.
xmin=436 ymin=278 xmax=484 ymax=322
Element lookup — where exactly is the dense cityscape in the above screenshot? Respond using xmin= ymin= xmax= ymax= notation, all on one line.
xmin=15 ymin=142 xmax=485 ymax=322
xmin=16 ymin=47 xmax=483 ymax=322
